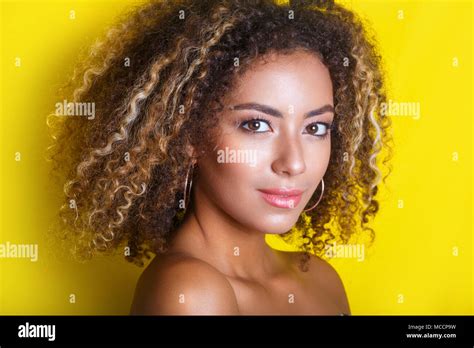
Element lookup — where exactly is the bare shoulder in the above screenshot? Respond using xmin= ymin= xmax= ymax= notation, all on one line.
xmin=130 ymin=252 xmax=240 ymax=315
xmin=289 ymin=252 xmax=351 ymax=314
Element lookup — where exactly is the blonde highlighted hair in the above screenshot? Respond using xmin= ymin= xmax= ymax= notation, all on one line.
xmin=47 ymin=0 xmax=393 ymax=269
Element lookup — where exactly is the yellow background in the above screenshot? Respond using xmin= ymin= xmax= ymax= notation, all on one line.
xmin=0 ymin=0 xmax=472 ymax=314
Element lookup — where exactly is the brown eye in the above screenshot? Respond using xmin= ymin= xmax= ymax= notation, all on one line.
xmin=248 ymin=120 xmax=261 ymax=131
xmin=241 ymin=119 xmax=271 ymax=133
xmin=306 ymin=122 xmax=330 ymax=137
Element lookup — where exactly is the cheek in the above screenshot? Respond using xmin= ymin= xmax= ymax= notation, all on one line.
xmin=198 ymin=158 xmax=293 ymax=233
xmin=307 ymin=140 xmax=331 ymax=175
xmin=302 ymin=140 xmax=331 ymax=202
xmin=197 ymin=137 xmax=261 ymax=204
xmin=197 ymin=151 xmax=275 ymax=232
xmin=206 ymin=159 xmax=256 ymax=191
xmin=196 ymin=135 xmax=283 ymax=231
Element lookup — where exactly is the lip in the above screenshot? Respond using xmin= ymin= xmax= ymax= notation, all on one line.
xmin=258 ymin=188 xmax=304 ymax=209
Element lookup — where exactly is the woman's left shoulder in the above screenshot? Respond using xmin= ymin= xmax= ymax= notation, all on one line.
xmin=306 ymin=253 xmax=351 ymax=315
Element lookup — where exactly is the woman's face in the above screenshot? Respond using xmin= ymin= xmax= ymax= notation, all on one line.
xmin=195 ymin=50 xmax=334 ymax=234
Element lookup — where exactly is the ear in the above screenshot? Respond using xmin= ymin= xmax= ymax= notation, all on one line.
xmin=185 ymin=143 xmax=197 ymax=160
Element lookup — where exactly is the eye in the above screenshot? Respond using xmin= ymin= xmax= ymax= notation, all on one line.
xmin=305 ymin=122 xmax=332 ymax=137
xmin=240 ymin=118 xmax=272 ymax=133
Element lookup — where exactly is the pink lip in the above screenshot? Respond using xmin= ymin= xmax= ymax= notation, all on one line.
xmin=258 ymin=188 xmax=303 ymax=209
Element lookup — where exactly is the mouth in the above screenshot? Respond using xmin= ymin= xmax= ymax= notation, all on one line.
xmin=257 ymin=188 xmax=304 ymax=209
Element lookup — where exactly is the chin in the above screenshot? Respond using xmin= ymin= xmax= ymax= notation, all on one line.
xmin=255 ymin=215 xmax=301 ymax=235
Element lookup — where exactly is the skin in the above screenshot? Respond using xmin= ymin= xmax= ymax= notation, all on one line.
xmin=130 ymin=50 xmax=351 ymax=315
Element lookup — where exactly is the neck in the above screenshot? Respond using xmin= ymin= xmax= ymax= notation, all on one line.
xmin=169 ymin=182 xmax=289 ymax=280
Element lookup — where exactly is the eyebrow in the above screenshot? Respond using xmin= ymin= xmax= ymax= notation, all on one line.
xmin=228 ymin=102 xmax=334 ymax=119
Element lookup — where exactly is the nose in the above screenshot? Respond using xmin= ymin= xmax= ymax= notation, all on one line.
xmin=271 ymin=132 xmax=306 ymax=177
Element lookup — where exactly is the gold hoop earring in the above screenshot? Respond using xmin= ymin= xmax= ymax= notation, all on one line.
xmin=183 ymin=162 xmax=196 ymax=210
xmin=304 ymin=178 xmax=325 ymax=212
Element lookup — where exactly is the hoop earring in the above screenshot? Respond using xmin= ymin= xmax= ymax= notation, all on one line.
xmin=183 ymin=162 xmax=196 ymax=210
xmin=304 ymin=178 xmax=325 ymax=212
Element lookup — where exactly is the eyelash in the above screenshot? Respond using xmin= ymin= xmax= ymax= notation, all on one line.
xmin=238 ymin=116 xmax=333 ymax=140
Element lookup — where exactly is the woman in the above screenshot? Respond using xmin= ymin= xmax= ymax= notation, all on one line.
xmin=48 ymin=0 xmax=392 ymax=315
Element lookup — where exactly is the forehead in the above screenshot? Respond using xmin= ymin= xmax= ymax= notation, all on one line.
xmin=227 ymin=50 xmax=334 ymax=110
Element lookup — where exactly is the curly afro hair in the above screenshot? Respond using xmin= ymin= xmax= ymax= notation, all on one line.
xmin=47 ymin=0 xmax=393 ymax=270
